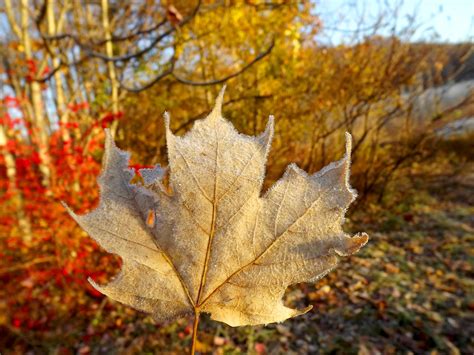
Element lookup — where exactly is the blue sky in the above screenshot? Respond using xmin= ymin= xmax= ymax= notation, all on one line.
xmin=316 ymin=0 xmax=473 ymax=43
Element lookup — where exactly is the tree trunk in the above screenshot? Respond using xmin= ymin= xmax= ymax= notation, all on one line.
xmin=0 ymin=122 xmax=32 ymax=242
xmin=21 ymin=0 xmax=52 ymax=191
xmin=101 ymin=0 xmax=120 ymax=137
xmin=47 ymin=0 xmax=71 ymax=143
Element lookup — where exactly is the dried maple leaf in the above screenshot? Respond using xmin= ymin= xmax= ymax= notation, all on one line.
xmin=65 ymin=87 xmax=368 ymax=332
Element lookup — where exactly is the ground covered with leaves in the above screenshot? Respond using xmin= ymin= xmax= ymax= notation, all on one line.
xmin=2 ymin=170 xmax=472 ymax=354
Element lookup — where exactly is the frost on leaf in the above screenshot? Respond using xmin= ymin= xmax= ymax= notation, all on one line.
xmin=65 ymin=87 xmax=368 ymax=327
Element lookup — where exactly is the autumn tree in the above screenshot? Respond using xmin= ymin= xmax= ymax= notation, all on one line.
xmin=1 ymin=0 xmax=472 ymax=351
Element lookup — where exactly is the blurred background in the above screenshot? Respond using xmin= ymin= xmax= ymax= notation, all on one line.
xmin=0 ymin=0 xmax=473 ymax=353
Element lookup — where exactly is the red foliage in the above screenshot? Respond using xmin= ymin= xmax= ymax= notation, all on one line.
xmin=99 ymin=111 xmax=123 ymax=128
xmin=0 ymin=107 xmax=127 ymax=334
xmin=4 ymin=95 xmax=21 ymax=108
xmin=67 ymin=101 xmax=89 ymax=113
xmin=129 ymin=163 xmax=154 ymax=176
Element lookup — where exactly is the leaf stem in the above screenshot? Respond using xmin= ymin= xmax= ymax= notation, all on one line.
xmin=191 ymin=310 xmax=200 ymax=355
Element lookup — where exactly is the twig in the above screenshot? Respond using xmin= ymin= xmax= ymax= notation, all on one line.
xmin=172 ymin=39 xmax=275 ymax=86
xmin=0 ymin=256 xmax=56 ymax=275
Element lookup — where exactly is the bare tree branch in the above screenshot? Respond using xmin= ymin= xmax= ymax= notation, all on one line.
xmin=120 ymin=60 xmax=176 ymax=92
xmin=96 ymin=19 xmax=168 ymax=45
xmin=172 ymin=39 xmax=275 ymax=86
xmin=32 ymin=56 xmax=87 ymax=83
xmin=41 ymin=0 xmax=201 ymax=63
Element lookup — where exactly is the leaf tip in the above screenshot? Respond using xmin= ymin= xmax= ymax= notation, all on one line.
xmin=164 ymin=111 xmax=174 ymax=141
xmin=100 ymin=128 xmax=118 ymax=172
xmin=286 ymin=304 xmax=313 ymax=321
xmin=61 ymin=201 xmax=76 ymax=218
xmin=259 ymin=115 xmax=275 ymax=152
xmin=266 ymin=115 xmax=275 ymax=133
xmin=210 ymin=85 xmax=226 ymax=119
xmin=103 ymin=128 xmax=116 ymax=152
xmin=163 ymin=111 xmax=171 ymax=129
xmin=335 ymin=232 xmax=369 ymax=256
xmin=300 ymin=304 xmax=313 ymax=315
xmin=344 ymin=132 xmax=352 ymax=153
xmin=87 ymin=277 xmax=101 ymax=291
xmin=343 ymin=132 xmax=354 ymax=188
